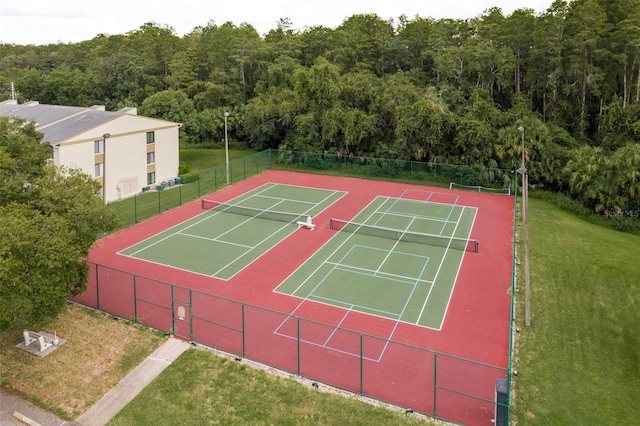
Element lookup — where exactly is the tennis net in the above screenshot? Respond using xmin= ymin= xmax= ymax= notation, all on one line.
xmin=329 ymin=218 xmax=479 ymax=252
xmin=202 ymin=199 xmax=307 ymax=224
xmin=449 ymin=182 xmax=511 ymax=195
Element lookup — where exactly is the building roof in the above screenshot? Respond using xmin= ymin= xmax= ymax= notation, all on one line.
xmin=0 ymin=100 xmax=170 ymax=145
xmin=38 ymin=110 xmax=119 ymax=144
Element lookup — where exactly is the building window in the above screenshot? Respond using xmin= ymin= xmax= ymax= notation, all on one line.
xmin=146 ymin=131 xmax=155 ymax=144
xmin=94 ymin=139 xmax=104 ymax=154
xmin=95 ymin=162 xmax=104 ymax=177
xmin=147 ymin=172 xmax=156 ymax=185
xmin=147 ymin=151 xmax=155 ymax=164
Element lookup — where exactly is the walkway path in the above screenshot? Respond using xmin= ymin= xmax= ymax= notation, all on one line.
xmin=76 ymin=337 xmax=190 ymax=426
xmin=0 ymin=338 xmax=190 ymax=426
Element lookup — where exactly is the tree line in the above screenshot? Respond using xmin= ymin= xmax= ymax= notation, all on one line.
xmin=1 ymin=0 xmax=639 ymax=218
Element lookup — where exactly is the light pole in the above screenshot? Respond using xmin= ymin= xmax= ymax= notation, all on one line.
xmin=102 ymin=133 xmax=111 ymax=203
xmin=518 ymin=126 xmax=525 ymax=171
xmin=517 ymin=126 xmax=531 ymax=326
xmin=224 ymin=112 xmax=230 ymax=185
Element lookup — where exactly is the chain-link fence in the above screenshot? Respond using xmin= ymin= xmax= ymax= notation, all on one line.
xmin=107 ymin=149 xmax=513 ymax=229
xmin=74 ymin=261 xmax=509 ymax=425
xmin=97 ymin=148 xmax=516 ymax=424
xmin=107 ymin=150 xmax=272 ymax=228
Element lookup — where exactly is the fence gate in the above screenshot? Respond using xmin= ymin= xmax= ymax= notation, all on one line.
xmin=172 ymin=286 xmax=192 ymax=342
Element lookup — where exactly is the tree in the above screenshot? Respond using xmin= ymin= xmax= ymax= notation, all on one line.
xmin=0 ymin=117 xmax=118 ymax=331
xmin=501 ymin=8 xmax=535 ymax=95
xmin=332 ymin=14 xmax=395 ymax=76
xmin=139 ymin=89 xmax=195 ymax=142
xmin=563 ymin=0 xmax=610 ymax=138
xmin=601 ymin=0 xmax=640 ymax=107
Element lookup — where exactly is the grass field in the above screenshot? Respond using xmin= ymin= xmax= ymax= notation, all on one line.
xmin=179 ymin=147 xmax=257 ymax=172
xmin=512 ymin=198 xmax=640 ymax=424
xmin=108 ymin=349 xmax=428 ymax=426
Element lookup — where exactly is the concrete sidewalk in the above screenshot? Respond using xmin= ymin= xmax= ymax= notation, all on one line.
xmin=0 ymin=390 xmax=78 ymax=426
xmin=75 ymin=337 xmax=191 ymax=426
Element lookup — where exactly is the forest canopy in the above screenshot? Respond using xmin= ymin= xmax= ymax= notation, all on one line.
xmin=1 ymin=0 xmax=639 ymax=218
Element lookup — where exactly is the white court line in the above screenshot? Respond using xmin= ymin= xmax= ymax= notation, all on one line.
xmin=326 ymin=261 xmax=433 ymax=285
xmin=214 ymin=188 xmax=347 ymax=280
xmin=254 ymin=194 xmax=318 ymax=205
xmin=436 ymin=207 xmax=479 ymax=330
xmin=375 ymin=216 xmax=416 ymax=275
xmin=177 ymin=231 xmax=253 ymax=249
xmin=120 ymin=182 xmax=279 ymax=256
xmin=416 ymin=206 xmax=466 ymax=325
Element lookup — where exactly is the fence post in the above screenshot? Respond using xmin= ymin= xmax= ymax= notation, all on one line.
xmin=189 ymin=288 xmax=193 ymax=343
xmin=157 ymin=190 xmax=161 ymax=215
xmin=360 ymin=334 xmax=363 ymax=396
xmin=133 ymin=274 xmax=137 ymax=323
xmin=134 ymin=195 xmax=138 ymax=224
xmin=171 ymin=284 xmax=175 ymax=335
xmin=241 ymin=304 xmax=246 ymax=358
xmin=95 ymin=264 xmax=100 ymax=310
xmin=433 ymin=353 xmax=438 ymax=418
xmin=297 ymin=317 xmax=301 ymax=377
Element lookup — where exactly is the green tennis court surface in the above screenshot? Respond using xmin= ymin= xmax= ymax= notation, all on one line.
xmin=276 ymin=195 xmax=477 ymax=329
xmin=119 ymin=183 xmax=346 ymax=280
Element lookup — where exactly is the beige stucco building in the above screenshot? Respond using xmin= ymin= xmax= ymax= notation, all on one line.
xmin=0 ymin=100 xmax=180 ymax=203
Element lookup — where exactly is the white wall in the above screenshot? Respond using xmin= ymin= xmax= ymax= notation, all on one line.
xmin=57 ymin=115 xmax=179 ymax=203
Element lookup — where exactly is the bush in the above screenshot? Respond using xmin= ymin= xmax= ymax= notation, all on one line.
xmin=180 ymin=172 xmax=199 ymax=184
xmin=179 ymin=164 xmax=191 ymax=175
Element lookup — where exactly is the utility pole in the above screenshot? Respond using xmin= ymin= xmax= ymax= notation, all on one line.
xmin=517 ymin=126 xmax=531 ymax=326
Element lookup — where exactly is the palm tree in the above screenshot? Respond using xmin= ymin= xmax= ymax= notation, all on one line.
xmin=563 ymin=145 xmax=603 ymax=208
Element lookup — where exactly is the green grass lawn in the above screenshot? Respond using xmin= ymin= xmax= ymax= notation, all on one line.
xmin=179 ymin=147 xmax=257 ymax=172
xmin=108 ymin=349 xmax=429 ymax=426
xmin=512 ymin=198 xmax=640 ymax=424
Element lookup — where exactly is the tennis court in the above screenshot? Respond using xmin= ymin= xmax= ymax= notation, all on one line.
xmin=119 ymin=183 xmax=345 ymax=280
xmin=83 ymin=170 xmax=514 ymax=426
xmin=276 ymin=190 xmax=477 ymax=335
